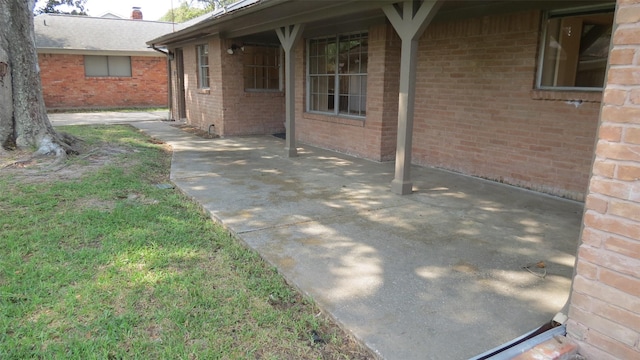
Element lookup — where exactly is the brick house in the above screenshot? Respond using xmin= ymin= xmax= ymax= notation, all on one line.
xmin=34 ymin=11 xmax=175 ymax=110
xmin=148 ymin=0 xmax=640 ymax=358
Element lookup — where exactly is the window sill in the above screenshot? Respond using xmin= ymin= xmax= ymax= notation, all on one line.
xmin=85 ymin=76 xmax=132 ymax=79
xmin=303 ymin=112 xmax=365 ymax=127
xmin=243 ymin=90 xmax=284 ymax=97
xmin=245 ymin=89 xmax=283 ymax=93
xmin=530 ymin=89 xmax=602 ymax=103
xmin=197 ymin=88 xmax=210 ymax=95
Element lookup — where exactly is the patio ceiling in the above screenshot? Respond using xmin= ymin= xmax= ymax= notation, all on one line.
xmin=149 ymin=0 xmax=614 ymax=47
xmin=149 ymin=0 xmax=396 ymax=46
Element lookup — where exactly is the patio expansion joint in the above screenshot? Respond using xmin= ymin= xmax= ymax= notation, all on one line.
xmin=172 ymin=175 xmax=215 ymax=182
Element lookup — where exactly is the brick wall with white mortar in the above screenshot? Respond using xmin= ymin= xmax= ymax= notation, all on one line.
xmin=178 ymin=39 xmax=225 ymax=133
xmin=566 ymin=0 xmax=640 ymax=358
xmin=39 ymin=53 xmax=167 ymax=109
xmin=293 ymin=11 xmax=601 ymax=200
xmin=176 ymin=37 xmax=286 ymax=137
xmin=413 ymin=11 xmax=600 ymax=201
xmin=295 ymin=23 xmax=400 ymax=162
xmin=219 ymin=39 xmax=285 ymax=136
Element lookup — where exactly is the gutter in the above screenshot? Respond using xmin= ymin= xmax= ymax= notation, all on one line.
xmin=150 ymin=44 xmax=171 ymax=57
xmin=36 ymin=48 xmax=161 ymax=57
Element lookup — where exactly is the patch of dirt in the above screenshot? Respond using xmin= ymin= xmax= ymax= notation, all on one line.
xmin=268 ymin=292 xmax=374 ymax=359
xmin=0 ymin=142 xmax=150 ymax=184
xmin=75 ymin=198 xmax=118 ymax=212
xmin=170 ymin=123 xmax=219 ymax=139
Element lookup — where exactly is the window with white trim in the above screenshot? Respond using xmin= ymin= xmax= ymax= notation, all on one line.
xmin=243 ymin=45 xmax=281 ymax=91
xmin=307 ymin=32 xmax=368 ymax=117
xmin=537 ymin=6 xmax=614 ymax=90
xmin=197 ymin=44 xmax=210 ymax=89
xmin=84 ymin=55 xmax=131 ymax=77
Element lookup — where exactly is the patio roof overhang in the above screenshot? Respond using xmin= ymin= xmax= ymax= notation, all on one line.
xmin=150 ymin=0 xmax=614 ymax=195
xmin=148 ymin=0 xmax=402 ymax=47
xmin=148 ymin=0 xmax=611 ymax=47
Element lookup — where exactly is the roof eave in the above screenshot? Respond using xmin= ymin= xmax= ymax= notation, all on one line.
xmin=147 ymin=0 xmax=292 ymax=46
xmin=37 ymin=48 xmax=163 ymax=57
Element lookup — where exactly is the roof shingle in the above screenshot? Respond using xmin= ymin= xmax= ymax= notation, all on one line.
xmin=35 ymin=14 xmax=176 ymax=54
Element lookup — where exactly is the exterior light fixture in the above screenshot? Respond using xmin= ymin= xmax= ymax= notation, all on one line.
xmin=227 ymin=44 xmax=244 ymax=54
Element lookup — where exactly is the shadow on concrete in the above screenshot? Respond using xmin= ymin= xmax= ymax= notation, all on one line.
xmin=58 ymin=117 xmax=582 ymax=360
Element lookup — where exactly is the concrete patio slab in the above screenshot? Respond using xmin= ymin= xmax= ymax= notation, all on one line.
xmin=52 ymin=114 xmax=584 ymax=360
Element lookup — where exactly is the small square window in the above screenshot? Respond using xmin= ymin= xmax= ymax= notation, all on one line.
xmin=243 ymin=45 xmax=281 ymax=91
xmin=85 ymin=55 xmax=131 ymax=77
xmin=537 ymin=7 xmax=614 ymax=90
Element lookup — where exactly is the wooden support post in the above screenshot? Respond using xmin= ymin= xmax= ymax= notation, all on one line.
xmin=383 ymin=0 xmax=441 ymax=194
xmin=276 ymin=24 xmax=304 ymax=157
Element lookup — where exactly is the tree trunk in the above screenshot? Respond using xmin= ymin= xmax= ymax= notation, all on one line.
xmin=0 ymin=13 xmax=12 ymax=153
xmin=0 ymin=0 xmax=76 ymax=156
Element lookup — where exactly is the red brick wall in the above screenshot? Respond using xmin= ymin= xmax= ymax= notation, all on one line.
xmin=414 ymin=11 xmax=600 ymax=201
xmin=566 ymin=1 xmax=640 ymax=358
xmin=294 ymin=12 xmax=600 ymax=199
xmin=219 ymin=39 xmax=285 ymax=136
xmin=38 ymin=53 xmax=168 ymax=109
xmin=174 ymin=37 xmax=285 ymax=137
xmin=172 ymin=9 xmax=603 ymax=200
xmin=296 ymin=24 xmax=400 ymax=161
xmin=178 ymin=40 xmax=225 ymax=133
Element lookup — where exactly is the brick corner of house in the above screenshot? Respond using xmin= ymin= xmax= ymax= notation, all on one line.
xmin=513 ymin=336 xmax=581 ymax=360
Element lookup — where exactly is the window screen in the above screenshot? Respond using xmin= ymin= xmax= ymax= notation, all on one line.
xmin=84 ymin=55 xmax=131 ymax=77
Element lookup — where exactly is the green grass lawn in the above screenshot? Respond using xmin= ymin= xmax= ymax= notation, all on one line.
xmin=0 ymin=125 xmax=370 ymax=359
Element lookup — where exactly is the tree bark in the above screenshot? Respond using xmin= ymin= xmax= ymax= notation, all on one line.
xmin=0 ymin=0 xmax=76 ymax=156
xmin=0 ymin=14 xmax=12 ymax=153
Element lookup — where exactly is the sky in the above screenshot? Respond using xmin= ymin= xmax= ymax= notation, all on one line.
xmin=82 ymin=0 xmax=177 ymax=21
xmin=36 ymin=0 xmax=188 ymax=21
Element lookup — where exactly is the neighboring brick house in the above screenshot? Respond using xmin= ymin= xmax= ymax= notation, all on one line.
xmin=148 ymin=0 xmax=640 ymax=358
xmin=34 ymin=11 xmax=175 ymax=110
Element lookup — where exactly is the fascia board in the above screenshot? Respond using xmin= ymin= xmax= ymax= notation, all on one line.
xmin=37 ymin=48 xmax=164 ymax=57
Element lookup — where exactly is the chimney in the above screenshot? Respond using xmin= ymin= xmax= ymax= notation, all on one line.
xmin=131 ymin=7 xmax=143 ymax=20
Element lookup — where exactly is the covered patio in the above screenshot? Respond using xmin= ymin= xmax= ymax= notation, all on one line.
xmin=133 ymin=120 xmax=583 ymax=359
xmin=149 ymin=0 xmax=608 ymax=201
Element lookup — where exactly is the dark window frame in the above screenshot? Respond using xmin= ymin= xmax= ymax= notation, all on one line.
xmin=536 ymin=5 xmax=614 ymax=91
xmin=306 ymin=31 xmax=368 ymax=118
